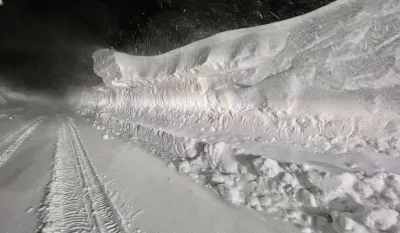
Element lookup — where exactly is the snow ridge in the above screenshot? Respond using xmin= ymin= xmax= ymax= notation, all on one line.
xmin=82 ymin=0 xmax=400 ymax=157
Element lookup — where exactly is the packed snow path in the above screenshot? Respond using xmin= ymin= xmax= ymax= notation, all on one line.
xmin=0 ymin=104 xmax=298 ymax=233
xmin=39 ymin=119 xmax=128 ymax=233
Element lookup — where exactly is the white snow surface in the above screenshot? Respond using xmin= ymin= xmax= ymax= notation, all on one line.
xmin=71 ymin=0 xmax=400 ymax=232
xmin=0 ymin=109 xmax=297 ymax=233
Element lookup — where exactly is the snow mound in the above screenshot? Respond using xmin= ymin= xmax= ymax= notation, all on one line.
xmin=77 ymin=114 xmax=400 ymax=232
xmin=89 ymin=0 xmax=400 ymax=156
xmin=74 ymin=0 xmax=400 ymax=232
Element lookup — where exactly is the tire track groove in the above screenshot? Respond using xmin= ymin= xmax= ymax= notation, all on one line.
xmin=0 ymin=116 xmax=43 ymax=149
xmin=0 ymin=116 xmax=45 ymax=168
xmin=39 ymin=122 xmax=97 ymax=233
xmin=67 ymin=119 xmax=127 ymax=233
xmin=39 ymin=119 xmax=128 ymax=233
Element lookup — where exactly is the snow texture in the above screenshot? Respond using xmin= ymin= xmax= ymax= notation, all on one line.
xmin=73 ymin=0 xmax=400 ymax=232
xmin=39 ymin=119 xmax=128 ymax=233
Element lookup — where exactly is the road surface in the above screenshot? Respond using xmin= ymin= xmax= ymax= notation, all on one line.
xmin=0 ymin=103 xmax=297 ymax=233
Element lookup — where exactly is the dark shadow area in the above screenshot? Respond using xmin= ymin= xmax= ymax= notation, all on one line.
xmin=0 ymin=0 xmax=108 ymax=96
xmin=0 ymin=0 xmax=334 ymax=97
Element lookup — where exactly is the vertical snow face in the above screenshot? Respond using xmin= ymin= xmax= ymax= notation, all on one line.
xmin=74 ymin=0 xmax=400 ymax=232
xmin=85 ymin=0 xmax=400 ymax=157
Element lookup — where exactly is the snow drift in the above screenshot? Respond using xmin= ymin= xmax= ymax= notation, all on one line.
xmin=74 ymin=0 xmax=400 ymax=232
xmin=90 ymin=0 xmax=400 ymax=156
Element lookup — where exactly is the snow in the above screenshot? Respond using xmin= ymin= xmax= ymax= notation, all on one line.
xmin=81 ymin=0 xmax=400 ymax=166
xmin=43 ymin=0 xmax=400 ymax=232
xmin=177 ymin=159 xmax=191 ymax=173
xmin=73 ymin=0 xmax=400 ymax=231
xmin=75 ymin=119 xmax=298 ymax=233
xmin=1 ymin=110 xmax=298 ymax=233
xmin=0 ymin=114 xmax=58 ymax=233
xmin=362 ymin=207 xmax=399 ymax=231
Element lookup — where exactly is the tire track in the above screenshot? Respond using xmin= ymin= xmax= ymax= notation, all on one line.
xmin=67 ymin=119 xmax=128 ymax=233
xmin=0 ymin=116 xmax=45 ymax=168
xmin=0 ymin=116 xmax=43 ymax=149
xmin=39 ymin=120 xmax=128 ymax=233
xmin=39 ymin=122 xmax=96 ymax=233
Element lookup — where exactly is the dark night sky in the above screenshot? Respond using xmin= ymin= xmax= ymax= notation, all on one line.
xmin=0 ymin=0 xmax=334 ymax=97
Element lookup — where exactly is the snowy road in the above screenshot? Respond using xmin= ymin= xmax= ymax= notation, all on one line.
xmin=0 ymin=104 xmax=298 ymax=233
xmin=1 ymin=0 xmax=400 ymax=232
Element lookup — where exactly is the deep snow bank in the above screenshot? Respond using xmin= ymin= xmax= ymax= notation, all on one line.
xmin=74 ymin=0 xmax=400 ymax=232
xmin=89 ymin=0 xmax=400 ymax=156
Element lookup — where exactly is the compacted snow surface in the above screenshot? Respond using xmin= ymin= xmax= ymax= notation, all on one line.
xmin=0 ymin=108 xmax=295 ymax=233
xmin=1 ymin=0 xmax=400 ymax=232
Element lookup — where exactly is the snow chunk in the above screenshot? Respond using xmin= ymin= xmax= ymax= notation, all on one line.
xmin=362 ymin=207 xmax=398 ymax=231
xmin=217 ymin=184 xmax=242 ymax=204
xmin=203 ymin=142 xmax=238 ymax=174
xmin=259 ymin=195 xmax=272 ymax=207
xmin=295 ymin=188 xmax=317 ymax=207
xmin=210 ymin=173 xmax=225 ymax=184
xmin=332 ymin=211 xmax=369 ymax=233
xmin=306 ymin=172 xmax=357 ymax=202
xmin=246 ymin=196 xmax=262 ymax=211
xmin=252 ymin=157 xmax=283 ymax=177
xmin=178 ymin=160 xmax=191 ymax=173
